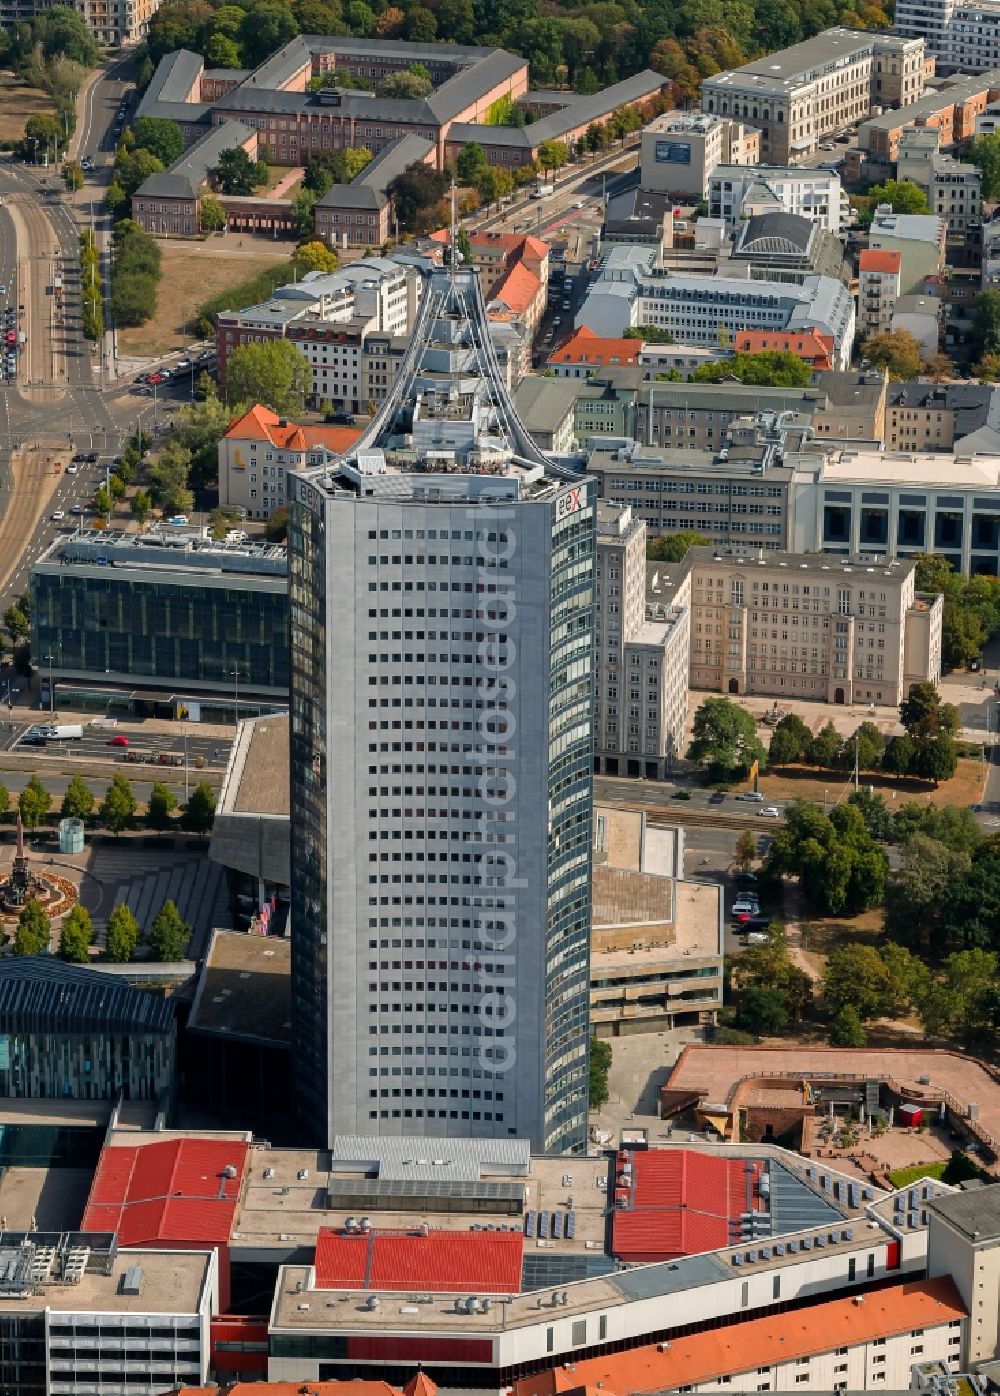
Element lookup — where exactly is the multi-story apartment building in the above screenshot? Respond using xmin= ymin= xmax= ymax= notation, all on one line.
xmin=287 ymin=265 xmax=594 ymax=1155
xmin=0 ymin=0 xmax=161 ymax=44
xmin=652 ymin=545 xmax=942 ymax=706
xmin=852 ymin=70 xmax=1000 ymax=166
xmin=215 ymin=257 xmax=420 ymax=408
xmin=868 ymin=208 xmax=947 ymax=294
xmin=708 ymin=164 xmax=845 ymax=233
xmin=858 ymin=248 xmax=902 ymax=340
xmin=701 ymin=28 xmax=925 ymax=165
xmin=885 ymin=381 xmax=994 ymax=451
xmin=218 ymin=404 xmax=362 ymax=517
xmin=577 ymin=246 xmax=856 ymax=368
xmin=927 ymin=1187 xmax=1000 ymax=1364
xmin=594 ymin=504 xmax=690 ymax=780
xmin=640 ymin=112 xmax=760 ymax=199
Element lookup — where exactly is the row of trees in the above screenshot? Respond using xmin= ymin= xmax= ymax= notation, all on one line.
xmin=726 ymin=921 xmax=1000 ymax=1051
xmin=80 ymin=229 xmax=104 ymax=344
xmin=143 ymin=0 xmax=884 ymax=100
xmin=110 ymin=220 xmax=162 ymax=331
xmin=6 ymin=772 xmax=216 ymax=836
xmin=4 ymin=6 xmax=95 ymax=159
xmin=14 ymin=895 xmax=191 ymax=963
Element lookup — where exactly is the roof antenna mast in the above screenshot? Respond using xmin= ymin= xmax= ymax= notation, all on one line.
xmin=450 ymin=178 xmax=458 ymax=291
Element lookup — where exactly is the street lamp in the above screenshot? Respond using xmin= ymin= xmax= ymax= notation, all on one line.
xmin=44 ymin=651 xmax=55 ymax=716
xmin=230 ymin=663 xmax=246 ymax=726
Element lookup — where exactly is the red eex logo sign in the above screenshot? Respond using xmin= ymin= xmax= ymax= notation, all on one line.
xmin=555 ymin=485 xmax=582 ymax=520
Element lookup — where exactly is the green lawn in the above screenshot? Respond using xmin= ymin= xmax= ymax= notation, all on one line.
xmin=887 ymin=1162 xmax=947 ymax=1188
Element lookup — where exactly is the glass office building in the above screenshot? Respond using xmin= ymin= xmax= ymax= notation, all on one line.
xmin=31 ymin=530 xmax=289 ymax=702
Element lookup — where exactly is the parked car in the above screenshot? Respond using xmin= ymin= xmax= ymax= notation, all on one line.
xmin=736 ymin=791 xmax=764 ymax=802
xmin=50 ymin=509 xmax=65 ymax=521
xmin=757 ymin=806 xmax=781 ymax=818
xmin=708 ymin=791 xmax=726 ymax=805
xmin=107 ymin=734 xmax=129 ymax=747
xmin=330 ymin=410 xmax=356 ymax=426
xmin=732 ymin=895 xmax=760 ymax=915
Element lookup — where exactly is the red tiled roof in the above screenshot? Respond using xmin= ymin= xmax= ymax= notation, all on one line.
xmin=612 ymin=1149 xmax=755 ymax=1262
xmin=733 ymin=329 xmax=834 ymax=368
xmin=494 ymin=260 xmax=542 ymax=316
xmin=223 ymin=403 xmax=362 ymax=455
xmin=81 ymin=1138 xmax=248 ymax=1246
xmin=548 ymin=326 xmax=641 ymax=366
xmin=515 ymin=1278 xmax=966 ymax=1396
xmin=859 ymin=248 xmax=902 ymax=274
xmin=314 ymin=1227 xmax=523 ymax=1294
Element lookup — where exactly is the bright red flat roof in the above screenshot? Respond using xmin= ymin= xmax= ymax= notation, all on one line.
xmin=82 ymin=1138 xmax=248 ymax=1246
xmin=612 ymin=1149 xmax=759 ymax=1262
xmin=314 ymin=1227 xmax=523 ymax=1294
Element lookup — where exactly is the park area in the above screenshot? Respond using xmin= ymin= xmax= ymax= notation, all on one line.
xmin=0 ymin=75 xmax=55 ymax=140
xmin=116 ymin=240 xmax=295 ymax=359
xmin=754 ymin=756 xmax=986 ymax=811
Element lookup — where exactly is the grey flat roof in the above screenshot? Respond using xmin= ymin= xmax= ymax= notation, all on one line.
xmin=611 ymin=1250 xmax=731 ymax=1300
xmin=703 ymin=27 xmax=872 ymax=92
xmin=188 ymin=929 xmax=291 ymax=1046
xmin=928 ymin=1183 xmax=1000 ymax=1241
xmin=330 ymin=1134 xmax=531 ymax=1182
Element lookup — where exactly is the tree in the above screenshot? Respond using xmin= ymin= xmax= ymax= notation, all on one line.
xmin=861 ymin=330 xmax=924 ymax=381
xmin=99 ymin=773 xmax=137 ymax=835
xmin=538 ymin=139 xmax=570 ymax=172
xmin=474 ymin=165 xmax=514 ymax=209
xmin=216 ymin=146 xmax=261 ymax=196
xmin=114 ymin=147 xmax=165 ymax=199
xmin=829 ymin=1004 xmax=867 ymax=1047
xmin=14 ymin=899 xmax=50 ymax=957
xmin=204 ymin=29 xmax=242 ymax=66
xmin=863 ymin=178 xmax=930 ymax=219
xmin=839 ymin=720 xmax=885 ymax=773
xmin=266 ymin=504 xmax=289 ymax=541
xmin=378 ymin=65 xmax=433 ymax=96
xmin=975 ymin=287 xmax=1000 ymax=362
xmin=846 ymin=788 xmax=892 ymax=842
xmin=734 ymin=984 xmax=788 ymax=1036
xmin=900 ymin=681 xmax=959 ymax=741
xmin=148 ymin=899 xmax=191 ymax=961
xmin=388 ymin=163 xmax=449 ymax=234
xmin=0 ymin=782 xmax=8 ymax=817
xmin=970 ymin=132 xmax=1000 ymax=200
xmin=147 ymin=781 xmax=179 ymax=829
xmin=374 ymin=4 xmax=405 ymax=33
xmin=200 ymin=192 xmax=227 ymax=232
xmin=131 ymin=489 xmax=153 ymax=523
xmin=646 ymin=530 xmax=711 ymax=562
xmin=766 ymin=799 xmax=888 ymax=917
xmin=456 ymin=141 xmax=488 ymax=184
xmin=181 ymin=780 xmax=217 ymax=835
xmin=105 ymin=902 xmax=141 ymax=962
xmin=589 ymin=1034 xmax=612 ymax=1110
xmin=823 ymin=943 xmax=894 ymax=1021
xmin=291 ymin=186 xmax=317 ymax=238
xmin=238 ymin=0 xmax=297 ymax=65
xmin=913 ymin=732 xmax=958 ymax=786
xmin=806 ymin=720 xmax=842 ymax=769
xmin=882 ymin=732 xmax=915 ymax=778
xmin=225 ymin=341 xmax=312 ymax=416
xmin=687 ymin=696 xmax=766 ymax=782
xmin=3 ymin=601 xmax=30 ymax=644
xmin=734 ymin=829 xmax=757 ymax=873
xmin=690 ymin=350 xmax=812 ymax=387
xmin=291 ymin=240 xmax=338 ymax=276
xmin=19 ymin=774 xmax=51 ymax=830
xmin=61 ymin=775 xmax=94 ymax=822
xmin=58 ymin=904 xmax=93 ymax=963
xmin=768 ymin=713 xmax=812 ymax=765
xmin=171 ymin=394 xmax=233 ymax=492
xmin=62 ymin=159 xmax=83 ymax=191
xmin=132 ymin=116 xmax=184 ymax=166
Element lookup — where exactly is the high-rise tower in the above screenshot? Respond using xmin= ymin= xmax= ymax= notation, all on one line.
xmin=288 ymin=265 xmax=594 ymax=1153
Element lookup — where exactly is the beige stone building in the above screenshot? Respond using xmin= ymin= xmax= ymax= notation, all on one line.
xmin=640 ymin=111 xmax=759 ymax=199
xmin=702 ymin=28 xmax=925 ymax=165
xmin=590 ymin=808 xmax=723 ymax=1037
xmin=595 ymin=504 xmax=691 ymax=781
xmin=648 ymin=545 xmax=943 ymax=707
